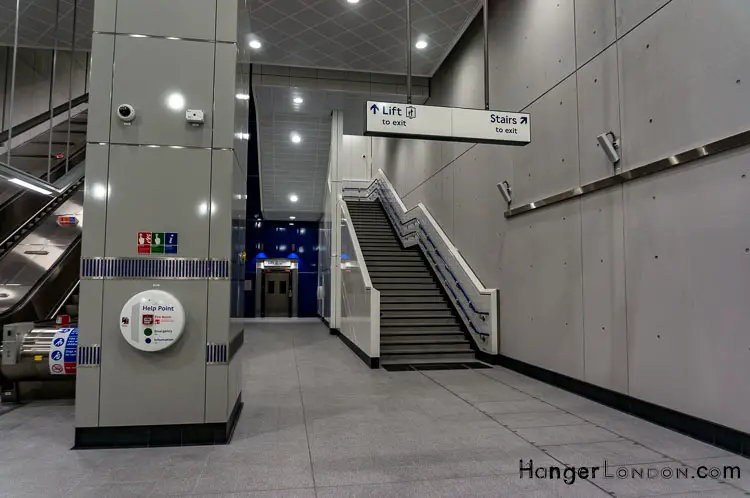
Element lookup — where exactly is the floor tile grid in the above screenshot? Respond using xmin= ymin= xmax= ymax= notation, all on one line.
xmin=292 ymin=336 xmax=319 ymax=498
xmin=471 ymin=369 xmax=750 ymax=496
xmin=416 ymin=369 xmax=622 ymax=497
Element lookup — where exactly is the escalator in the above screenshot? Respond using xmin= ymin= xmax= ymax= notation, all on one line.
xmin=0 ymin=98 xmax=88 ymax=401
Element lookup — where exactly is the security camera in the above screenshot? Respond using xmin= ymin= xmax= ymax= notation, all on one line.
xmin=117 ymin=104 xmax=136 ymax=124
xmin=497 ymin=181 xmax=512 ymax=205
xmin=597 ymin=131 xmax=620 ymax=164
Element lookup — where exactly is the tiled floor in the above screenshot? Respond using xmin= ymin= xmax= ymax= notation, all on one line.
xmin=0 ymin=320 xmax=748 ymax=497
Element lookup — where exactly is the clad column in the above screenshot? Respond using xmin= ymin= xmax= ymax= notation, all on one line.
xmin=75 ymin=0 xmax=247 ymax=447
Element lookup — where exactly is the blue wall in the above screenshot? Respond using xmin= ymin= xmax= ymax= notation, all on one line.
xmin=245 ymin=220 xmax=319 ymax=317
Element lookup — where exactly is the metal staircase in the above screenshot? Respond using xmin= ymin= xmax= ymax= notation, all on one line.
xmin=346 ymin=200 xmax=474 ymax=365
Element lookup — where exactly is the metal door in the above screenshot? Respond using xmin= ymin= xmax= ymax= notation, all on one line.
xmin=263 ymin=271 xmax=291 ymax=317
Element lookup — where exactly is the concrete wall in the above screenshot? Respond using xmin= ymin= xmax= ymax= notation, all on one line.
xmin=371 ymin=0 xmax=750 ymax=434
xmin=0 ymin=47 xmax=89 ymax=130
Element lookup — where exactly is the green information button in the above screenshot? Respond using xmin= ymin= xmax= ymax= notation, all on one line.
xmin=150 ymin=232 xmax=165 ymax=254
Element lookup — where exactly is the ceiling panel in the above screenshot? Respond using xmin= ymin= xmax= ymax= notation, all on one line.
xmin=0 ymin=0 xmax=94 ymax=50
xmin=240 ymin=0 xmax=481 ymax=76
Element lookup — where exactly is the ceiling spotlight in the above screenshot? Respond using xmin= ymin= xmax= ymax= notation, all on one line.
xmin=415 ymin=39 xmax=428 ymax=50
xmin=290 ymin=132 xmax=302 ymax=144
xmin=289 ymin=194 xmax=299 ymax=203
xmin=293 ymin=96 xmax=304 ymax=104
xmin=236 ymin=93 xmax=250 ymax=100
xmin=289 ymin=216 xmax=296 ymax=220
xmin=249 ymin=39 xmax=262 ymax=49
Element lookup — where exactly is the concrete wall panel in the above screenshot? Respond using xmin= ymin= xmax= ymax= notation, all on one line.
xmin=574 ymin=0 xmax=616 ymax=67
xmin=624 ymin=148 xmax=750 ymax=433
xmin=577 ymin=45 xmax=621 ymax=184
xmin=619 ymin=0 xmax=750 ymax=169
xmin=512 ymin=75 xmax=580 ymax=205
xmin=580 ymin=188 xmax=628 ymax=393
xmin=616 ymin=0 xmax=670 ymax=36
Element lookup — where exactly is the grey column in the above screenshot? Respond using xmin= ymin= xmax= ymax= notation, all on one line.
xmin=76 ymin=0 xmax=247 ymax=441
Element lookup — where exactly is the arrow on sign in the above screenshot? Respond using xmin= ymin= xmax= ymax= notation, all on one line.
xmin=369 ymin=104 xmax=380 ymax=114
xmin=520 ymin=116 xmax=528 ymax=124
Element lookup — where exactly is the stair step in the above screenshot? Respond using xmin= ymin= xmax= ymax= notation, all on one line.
xmin=367 ymin=261 xmax=426 ymax=268
xmin=380 ymin=355 xmax=478 ymax=365
xmin=371 ymin=276 xmax=434 ymax=283
xmin=381 ymin=327 xmax=463 ymax=336
xmin=363 ymin=251 xmax=421 ymax=257
xmin=368 ymin=267 xmax=428 ymax=273
xmin=381 ymin=351 xmax=476 ymax=363
xmin=381 ymin=335 xmax=467 ymax=345
xmin=381 ymin=317 xmax=460 ymax=327
xmin=380 ymin=297 xmax=448 ymax=304
xmin=378 ymin=289 xmax=445 ymax=297
xmin=381 ymin=309 xmax=455 ymax=318
xmin=375 ymin=283 xmax=441 ymax=291
xmin=381 ymin=341 xmax=472 ymax=351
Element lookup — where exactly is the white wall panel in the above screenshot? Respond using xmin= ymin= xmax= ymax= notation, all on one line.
xmin=501 ymin=201 xmax=584 ymax=379
xmin=580 ymin=188 xmax=628 ymax=393
xmin=615 ymin=0 xmax=670 ymax=36
xmin=512 ymin=75 xmax=580 ymax=205
xmin=574 ymin=0 xmax=616 ymax=67
xmin=624 ymin=148 xmax=750 ymax=433
xmin=619 ymin=0 xmax=750 ymax=169
xmin=577 ymin=45 xmax=621 ymax=184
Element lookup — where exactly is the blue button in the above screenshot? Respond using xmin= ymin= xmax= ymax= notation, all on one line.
xmin=145 ymin=338 xmax=152 ymax=344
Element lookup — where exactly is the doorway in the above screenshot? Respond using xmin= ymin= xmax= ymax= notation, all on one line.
xmin=263 ymin=270 xmax=292 ymax=317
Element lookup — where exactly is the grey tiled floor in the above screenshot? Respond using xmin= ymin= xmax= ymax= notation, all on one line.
xmin=0 ymin=320 xmax=747 ymax=497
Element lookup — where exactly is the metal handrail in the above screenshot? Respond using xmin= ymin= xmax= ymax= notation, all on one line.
xmin=0 ymin=93 xmax=88 ymax=145
xmin=0 ymin=167 xmax=84 ymax=257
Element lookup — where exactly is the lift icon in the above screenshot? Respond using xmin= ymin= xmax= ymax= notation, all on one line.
xmin=406 ymin=106 xmax=416 ymax=119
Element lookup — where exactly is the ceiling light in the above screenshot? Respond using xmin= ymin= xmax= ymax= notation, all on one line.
xmin=347 ymin=0 xmax=360 ymax=3
xmin=166 ymin=92 xmax=185 ymax=111
xmin=289 ymin=216 xmax=296 ymax=220
xmin=293 ymin=96 xmax=304 ymax=104
xmin=249 ymin=39 xmax=262 ymax=49
xmin=236 ymin=93 xmax=250 ymax=100
xmin=289 ymin=222 xmax=295 ymax=226
xmin=289 ymin=194 xmax=299 ymax=203
xmin=415 ymin=39 xmax=428 ymax=50
xmin=9 ymin=178 xmax=52 ymax=195
xmin=290 ymin=132 xmax=301 ymax=144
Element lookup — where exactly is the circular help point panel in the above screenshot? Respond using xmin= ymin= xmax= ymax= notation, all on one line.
xmin=119 ymin=290 xmax=186 ymax=352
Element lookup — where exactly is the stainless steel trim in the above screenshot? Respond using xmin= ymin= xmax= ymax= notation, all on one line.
xmin=4 ymin=0 xmax=20 ymax=165
xmin=505 ymin=130 xmax=750 ymax=218
xmin=483 ymin=0 xmax=489 ymax=111
xmin=405 ymin=0 xmax=412 ymax=105
xmin=88 ymin=141 xmax=233 ymax=151
xmin=92 ymin=31 xmax=236 ymax=45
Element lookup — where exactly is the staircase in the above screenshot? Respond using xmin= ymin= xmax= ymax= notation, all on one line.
xmin=346 ymin=200 xmax=474 ymax=366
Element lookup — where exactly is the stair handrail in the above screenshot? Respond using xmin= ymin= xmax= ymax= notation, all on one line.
xmin=339 ymin=199 xmax=373 ymax=289
xmin=342 ymin=172 xmax=500 ymax=355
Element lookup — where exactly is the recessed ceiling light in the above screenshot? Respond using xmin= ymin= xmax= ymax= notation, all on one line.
xmin=289 ymin=194 xmax=299 ymax=203
xmin=415 ymin=39 xmax=428 ymax=50
xmin=289 ymin=222 xmax=295 ymax=226
xmin=289 ymin=216 xmax=296 ymax=220
xmin=293 ymin=96 xmax=304 ymax=104
xmin=347 ymin=0 xmax=360 ymax=3
xmin=236 ymin=93 xmax=250 ymax=100
xmin=249 ymin=39 xmax=262 ymax=49
xmin=290 ymin=132 xmax=302 ymax=144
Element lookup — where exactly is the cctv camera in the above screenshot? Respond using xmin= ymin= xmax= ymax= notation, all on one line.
xmin=597 ymin=132 xmax=620 ymax=164
xmin=117 ymin=104 xmax=136 ymax=123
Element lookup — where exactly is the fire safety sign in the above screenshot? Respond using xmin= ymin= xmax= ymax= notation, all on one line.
xmin=138 ymin=231 xmax=178 ymax=255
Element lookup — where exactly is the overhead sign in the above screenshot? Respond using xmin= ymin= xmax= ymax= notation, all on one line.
xmin=364 ymin=101 xmax=530 ymax=146
xmin=119 ymin=290 xmax=186 ymax=352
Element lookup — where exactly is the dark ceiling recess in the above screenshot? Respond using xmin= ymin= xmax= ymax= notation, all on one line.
xmin=247 ymin=71 xmax=261 ymax=221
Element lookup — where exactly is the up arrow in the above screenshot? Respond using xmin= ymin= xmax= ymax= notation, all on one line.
xmin=369 ymin=103 xmax=380 ymax=114
xmin=520 ymin=116 xmax=528 ymax=124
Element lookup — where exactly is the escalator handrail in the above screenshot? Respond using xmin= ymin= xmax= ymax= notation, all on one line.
xmin=0 ymin=94 xmax=89 ymax=145
xmin=0 ymin=172 xmax=84 ymax=258
xmin=0 ymin=235 xmax=81 ymax=322
xmin=49 ymin=280 xmax=79 ymax=320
